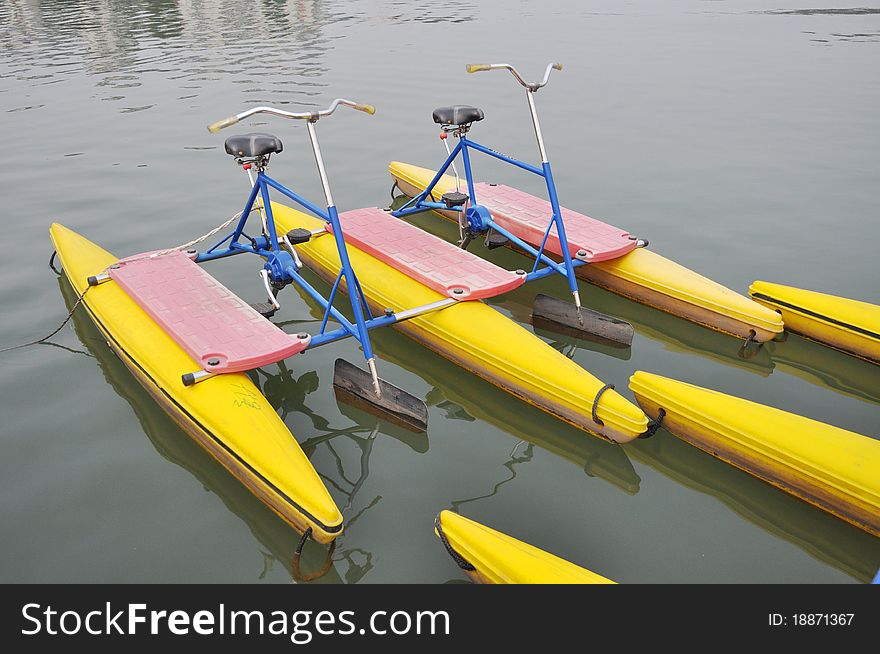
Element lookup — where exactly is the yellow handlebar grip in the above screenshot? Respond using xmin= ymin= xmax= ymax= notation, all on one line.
xmin=355 ymin=103 xmax=376 ymax=115
xmin=207 ymin=115 xmax=239 ymax=133
xmin=466 ymin=63 xmax=491 ymax=73
xmin=553 ymin=63 xmax=563 ymax=71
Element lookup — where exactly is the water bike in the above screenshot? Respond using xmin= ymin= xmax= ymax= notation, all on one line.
xmin=50 ymin=98 xmax=429 ymax=547
xmin=389 ymin=62 xmax=785 ymax=347
xmin=214 ymin=116 xmax=650 ymax=442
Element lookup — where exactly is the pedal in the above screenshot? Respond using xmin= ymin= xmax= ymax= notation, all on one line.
xmin=250 ymin=302 xmax=277 ymax=318
xmin=286 ymin=228 xmax=312 ymax=244
xmin=484 ymin=231 xmax=509 ymax=250
xmin=441 ymin=191 xmax=469 ymax=209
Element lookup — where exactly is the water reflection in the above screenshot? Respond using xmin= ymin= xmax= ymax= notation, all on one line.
xmin=759 ymin=8 xmax=880 ymax=16
xmin=60 ymin=275 xmax=413 ymax=583
xmin=280 ymin=273 xmax=642 ymax=493
xmin=0 ymin=0 xmax=334 ymax=100
xmin=369 ymin=322 xmax=643 ymax=495
xmin=765 ymin=333 xmax=880 ymax=408
xmin=449 ymin=441 xmax=534 ymax=512
xmin=0 ymin=0 xmax=475 ymax=97
xmin=629 ymin=429 xmax=880 ymax=582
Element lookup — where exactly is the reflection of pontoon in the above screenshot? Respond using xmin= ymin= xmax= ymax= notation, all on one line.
xmin=362 ymin=320 xmax=641 ymax=495
xmin=628 ymin=428 xmax=880 ymax=582
xmin=765 ymin=334 xmax=880 ymax=406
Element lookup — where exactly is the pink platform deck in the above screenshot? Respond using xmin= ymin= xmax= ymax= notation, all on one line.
xmin=109 ymin=251 xmax=309 ymax=373
xmin=331 ymin=207 xmax=525 ymax=300
xmin=474 ymin=183 xmax=636 ymax=262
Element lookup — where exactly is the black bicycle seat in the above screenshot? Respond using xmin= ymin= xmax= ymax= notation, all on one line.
xmin=432 ymin=106 xmax=484 ymax=127
xmin=224 ymin=133 xmax=283 ymax=158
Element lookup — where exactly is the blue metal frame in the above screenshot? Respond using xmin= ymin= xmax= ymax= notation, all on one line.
xmin=193 ymin=169 xmax=386 ymax=360
xmin=391 ymin=134 xmax=583 ymax=298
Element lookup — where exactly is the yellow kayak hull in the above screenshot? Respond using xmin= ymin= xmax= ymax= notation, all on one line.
xmin=629 ymin=371 xmax=880 ymax=536
xmin=750 ymin=281 xmax=880 ymax=364
xmin=435 ymin=511 xmax=615 ymax=584
xmin=49 ymin=223 xmax=343 ymax=543
xmin=390 ymin=162 xmax=783 ymax=342
xmin=272 ymin=204 xmax=648 ymax=443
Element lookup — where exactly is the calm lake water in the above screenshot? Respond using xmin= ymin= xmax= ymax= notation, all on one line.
xmin=1 ymin=0 xmax=878 ymax=583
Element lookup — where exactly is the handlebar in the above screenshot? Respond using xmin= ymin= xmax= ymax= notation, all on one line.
xmin=465 ymin=62 xmax=562 ymax=92
xmin=207 ymin=98 xmax=376 ymax=133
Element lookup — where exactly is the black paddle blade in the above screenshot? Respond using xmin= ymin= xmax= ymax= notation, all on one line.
xmin=332 ymin=359 xmax=429 ymax=433
xmin=531 ymin=293 xmax=634 ymax=347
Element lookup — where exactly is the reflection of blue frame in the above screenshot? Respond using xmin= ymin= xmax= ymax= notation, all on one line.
xmin=193 ymin=170 xmax=388 ymax=356
xmin=392 ymin=135 xmax=583 ymax=296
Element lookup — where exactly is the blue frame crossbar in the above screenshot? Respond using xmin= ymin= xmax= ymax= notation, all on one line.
xmin=194 ymin=170 xmax=389 ymax=359
xmin=391 ymin=135 xmax=584 ymax=297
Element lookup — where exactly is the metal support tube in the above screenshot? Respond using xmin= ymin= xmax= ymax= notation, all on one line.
xmin=459 ymin=140 xmax=478 ymax=204
xmin=307 ymin=121 xmax=334 ymax=208
xmin=258 ymin=174 xmax=281 ymax=251
xmin=393 ymin=138 xmax=464 ymax=216
xmin=307 ymin=315 xmax=397 ymax=349
xmin=226 ymin=176 xmax=263 ymax=247
xmin=526 ymin=90 xmax=548 ymax=163
xmin=286 ymin=265 xmax=359 ymax=337
xmin=246 ymin=167 xmax=270 ymax=239
xmin=263 ymin=174 xmax=330 ymax=222
xmin=443 ymin=136 xmax=461 ymax=192
xmin=322 ymin=203 xmax=377 ymax=365
xmin=461 ymin=138 xmax=544 ymax=176
xmin=87 ymin=272 xmax=112 ymax=286
xmin=393 ymin=297 xmax=458 ymax=320
xmin=485 ymin=220 xmax=574 ymax=276
xmin=306 ymin=298 xmax=457 ymax=350
xmin=367 ymin=357 xmax=381 ymax=397
xmin=541 ymin=161 xmax=579 ymax=301
xmin=182 ymin=369 xmax=214 ymax=386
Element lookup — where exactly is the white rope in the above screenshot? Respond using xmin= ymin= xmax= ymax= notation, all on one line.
xmin=168 ymin=209 xmax=246 ymax=252
xmin=119 ymin=208 xmax=254 ymax=265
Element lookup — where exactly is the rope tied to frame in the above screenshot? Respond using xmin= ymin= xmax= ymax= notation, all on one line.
xmin=590 ymin=383 xmax=615 ymax=427
xmin=434 ymin=513 xmax=475 ymax=571
xmin=291 ymin=527 xmax=337 ymax=583
xmin=113 ymin=208 xmax=250 ymax=267
xmin=640 ymin=408 xmax=667 ymax=439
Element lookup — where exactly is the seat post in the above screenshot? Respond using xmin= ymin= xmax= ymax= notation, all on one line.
xmin=242 ymin=163 xmax=271 ymax=240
